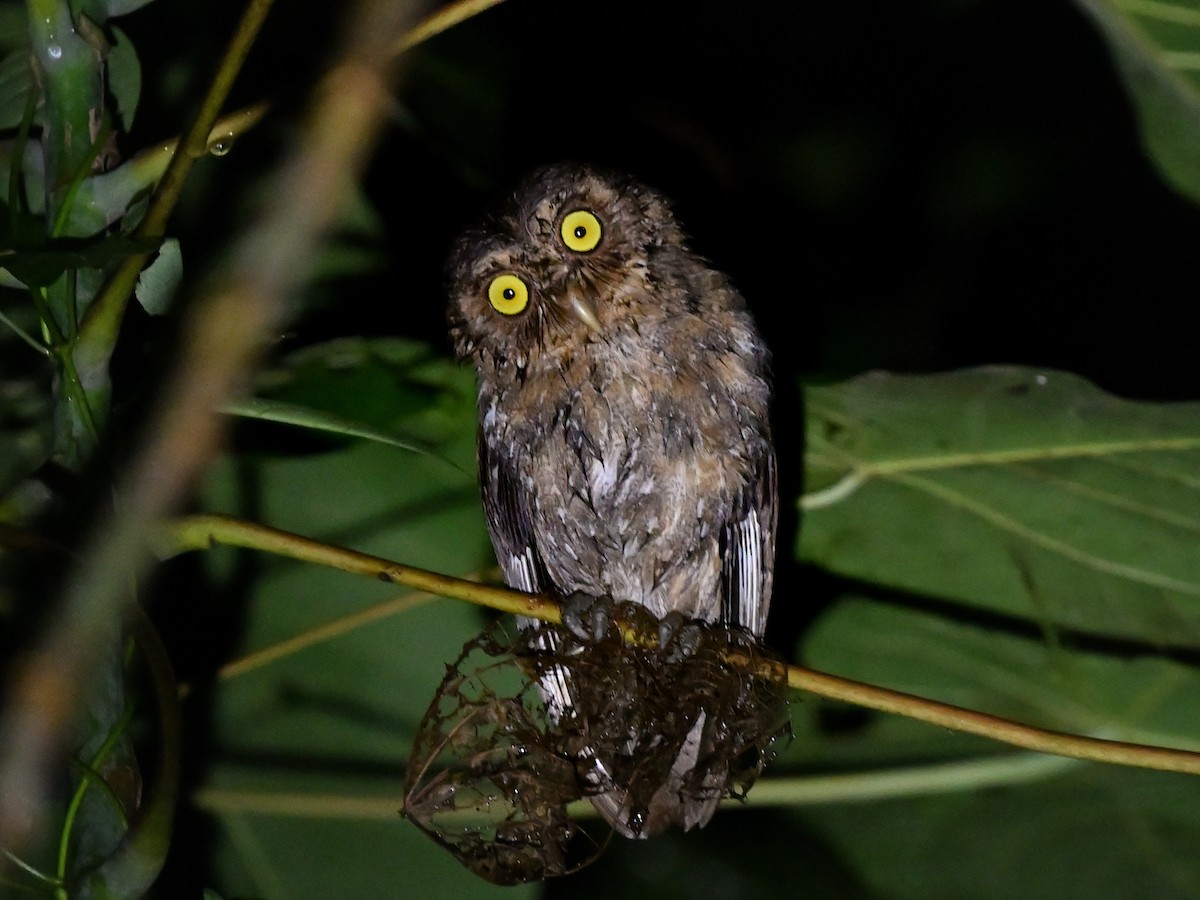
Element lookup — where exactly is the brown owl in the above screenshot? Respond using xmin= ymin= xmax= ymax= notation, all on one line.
xmin=446 ymin=163 xmax=777 ymax=837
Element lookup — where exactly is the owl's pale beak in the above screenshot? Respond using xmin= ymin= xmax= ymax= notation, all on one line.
xmin=562 ymin=283 xmax=603 ymax=334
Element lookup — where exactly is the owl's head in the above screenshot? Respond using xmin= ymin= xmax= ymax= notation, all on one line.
xmin=446 ymin=163 xmax=687 ymax=371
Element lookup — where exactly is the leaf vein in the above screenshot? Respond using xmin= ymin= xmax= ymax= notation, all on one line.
xmin=890 ymin=471 xmax=1200 ymax=598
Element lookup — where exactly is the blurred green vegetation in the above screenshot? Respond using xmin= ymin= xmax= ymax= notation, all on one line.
xmin=4 ymin=0 xmax=1200 ymax=897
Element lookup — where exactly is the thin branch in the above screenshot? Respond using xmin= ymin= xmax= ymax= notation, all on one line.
xmin=161 ymin=515 xmax=557 ymax=621
xmin=162 ymin=514 xmax=1200 ymax=779
xmin=212 ymin=589 xmax=440 ymax=684
xmin=394 ymin=0 xmax=511 ymax=52
xmin=190 ymin=752 xmax=1076 ymax=820
xmin=782 ymin=665 xmax=1200 ymax=776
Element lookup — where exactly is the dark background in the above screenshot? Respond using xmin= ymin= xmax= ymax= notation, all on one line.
xmin=123 ymin=0 xmax=1200 ymax=403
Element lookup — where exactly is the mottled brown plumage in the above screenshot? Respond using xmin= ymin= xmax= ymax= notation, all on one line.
xmin=446 ymin=163 xmax=777 ymax=836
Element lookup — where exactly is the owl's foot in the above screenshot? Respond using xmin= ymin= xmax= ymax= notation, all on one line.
xmin=657 ymin=611 xmax=703 ymax=661
xmin=561 ymin=592 xmax=612 ymax=644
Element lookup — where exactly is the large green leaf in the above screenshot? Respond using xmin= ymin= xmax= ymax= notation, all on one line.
xmin=799 ymin=367 xmax=1200 ymax=645
xmin=797 ymin=763 xmax=1200 ymax=900
xmin=1074 ymin=0 xmax=1200 ymax=203
xmin=793 ymin=596 xmax=1200 ymax=900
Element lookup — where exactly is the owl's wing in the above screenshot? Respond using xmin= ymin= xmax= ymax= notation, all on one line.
xmin=477 ymin=432 xmax=547 ymax=594
xmin=478 ymin=432 xmax=582 ymax=725
xmin=720 ymin=444 xmax=777 ymax=636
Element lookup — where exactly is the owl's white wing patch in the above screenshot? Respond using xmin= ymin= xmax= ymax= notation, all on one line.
xmin=720 ymin=446 xmax=777 ymax=636
xmin=728 ymin=509 xmax=766 ymax=634
xmin=503 ymin=548 xmax=541 ymax=594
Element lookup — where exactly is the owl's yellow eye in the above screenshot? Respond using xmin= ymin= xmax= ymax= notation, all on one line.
xmin=560 ymin=210 xmax=602 ymax=253
xmin=487 ymin=274 xmax=530 ymax=316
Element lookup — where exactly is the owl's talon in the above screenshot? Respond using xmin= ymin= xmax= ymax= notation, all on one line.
xmin=562 ymin=592 xmax=611 ymax=644
xmin=657 ymin=611 xmax=686 ymax=650
xmin=658 ymin=612 xmax=703 ymax=660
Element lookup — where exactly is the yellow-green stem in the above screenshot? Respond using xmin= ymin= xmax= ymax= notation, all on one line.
xmin=164 ymin=514 xmax=1200 ymax=779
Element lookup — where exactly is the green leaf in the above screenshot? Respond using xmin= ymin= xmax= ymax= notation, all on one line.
xmin=799 ymin=367 xmax=1200 ymax=645
xmin=134 ymin=237 xmax=181 ymax=315
xmin=203 ymin=779 xmax=531 ymax=900
xmin=0 ymin=235 xmax=160 ymax=287
xmin=221 ymin=396 xmax=447 ymax=461
xmin=98 ymin=0 xmax=162 ymax=17
xmin=75 ymin=0 xmax=161 ymax=20
xmin=795 ymin=764 xmax=1200 ymax=900
xmin=0 ymin=402 xmax=52 ymax=508
xmin=805 ymin=597 xmax=1200 ymax=746
xmin=0 ymin=48 xmax=35 ymax=131
xmin=254 ymin=337 xmax=454 ymax=439
xmin=1073 ymin=0 xmax=1200 ymax=203
xmin=794 ymin=597 xmax=1200 ymax=900
xmin=0 ymin=2 xmax=25 ymax=49
xmin=71 ymin=156 xmax=156 ymax=233
xmin=107 ymin=25 xmax=141 ymax=134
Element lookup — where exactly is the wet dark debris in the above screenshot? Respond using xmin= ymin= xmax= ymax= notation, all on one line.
xmin=402 ymin=599 xmax=790 ymax=884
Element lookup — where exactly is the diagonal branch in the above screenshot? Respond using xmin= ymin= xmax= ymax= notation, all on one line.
xmin=163 ymin=514 xmax=1200 ymax=779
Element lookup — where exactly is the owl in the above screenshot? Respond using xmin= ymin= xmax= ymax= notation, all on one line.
xmin=446 ymin=163 xmax=777 ymax=837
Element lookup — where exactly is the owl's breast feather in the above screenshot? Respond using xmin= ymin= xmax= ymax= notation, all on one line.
xmin=493 ymin=355 xmax=745 ymax=613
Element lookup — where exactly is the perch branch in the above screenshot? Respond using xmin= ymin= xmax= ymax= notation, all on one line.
xmin=163 ymin=514 xmax=1200 ymax=778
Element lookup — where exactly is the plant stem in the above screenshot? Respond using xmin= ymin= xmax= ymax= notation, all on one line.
xmin=394 ymin=0 xmax=510 ymax=52
xmin=56 ymin=701 xmax=134 ymax=882
xmin=190 ymin=752 xmax=1075 ymax=820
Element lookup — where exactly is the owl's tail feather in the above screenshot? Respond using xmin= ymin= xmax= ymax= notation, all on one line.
xmin=587 ymin=711 xmax=725 ymax=839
